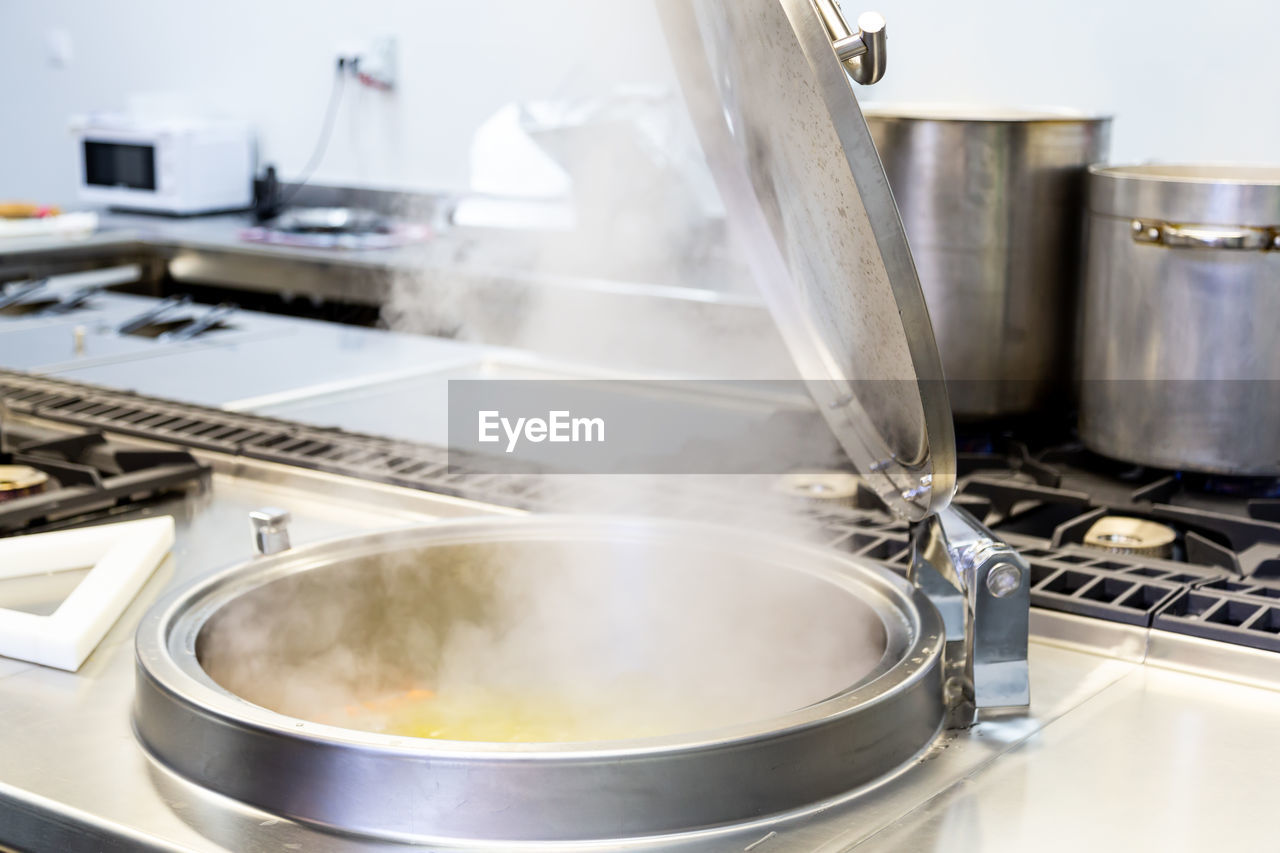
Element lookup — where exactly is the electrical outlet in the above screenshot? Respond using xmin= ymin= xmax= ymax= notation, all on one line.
xmin=334 ymin=41 xmax=363 ymax=72
xmin=356 ymin=36 xmax=398 ymax=91
xmin=332 ymin=37 xmax=396 ymax=89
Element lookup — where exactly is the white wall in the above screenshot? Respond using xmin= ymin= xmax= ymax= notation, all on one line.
xmin=2 ymin=0 xmax=1277 ymax=206
xmin=0 ymin=0 xmax=678 ymax=204
xmin=861 ymin=0 xmax=1280 ymax=166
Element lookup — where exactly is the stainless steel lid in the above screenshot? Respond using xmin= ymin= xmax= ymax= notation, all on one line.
xmin=659 ymin=0 xmax=955 ymax=520
xmin=1089 ymin=164 xmax=1280 ymax=226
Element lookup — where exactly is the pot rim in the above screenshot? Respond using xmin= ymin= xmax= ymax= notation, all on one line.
xmin=861 ymin=101 xmax=1111 ymax=123
xmin=1089 ymin=162 xmax=1280 ymax=186
xmin=135 ymin=514 xmax=944 ymax=760
xmin=1087 ymin=161 xmax=1280 ymax=224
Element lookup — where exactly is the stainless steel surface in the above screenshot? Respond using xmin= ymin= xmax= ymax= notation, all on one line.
xmin=1080 ymin=163 xmax=1280 ymax=475
xmin=1131 ymin=217 xmax=1277 ymax=250
xmin=0 ymin=285 xmax=291 ymax=375
xmin=248 ymin=507 xmax=291 ymax=555
xmin=241 ymin=355 xmax=608 ymax=445
xmin=0 ymin=190 xmax=757 ymax=297
xmin=1087 ymin=163 xmax=1280 ymax=224
xmin=135 ymin=516 xmax=946 ymax=842
xmin=911 ymin=506 xmax=1031 ymax=717
xmin=2 ymin=211 xmax=798 ymax=379
xmin=0 ymin=418 xmax=1276 ymax=850
xmin=863 ymin=105 xmax=1111 ymax=417
xmin=0 ymin=227 xmax=155 ymax=285
xmin=0 ymin=318 xmax=217 ymax=373
xmin=845 ymin=661 xmax=1280 ymax=853
xmin=660 ymin=0 xmax=956 ymax=521
xmin=50 ymin=318 xmax=489 ymax=409
xmin=168 ymin=247 xmax=794 ymax=378
xmin=0 ymin=432 xmax=514 ymax=852
xmin=1 ymin=282 xmax=621 ymax=419
xmin=269 ymin=207 xmax=389 ymax=235
xmin=1146 ymin=627 xmax=1280 ymax=692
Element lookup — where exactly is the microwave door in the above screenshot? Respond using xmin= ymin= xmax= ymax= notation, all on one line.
xmin=83 ymin=140 xmax=157 ymax=190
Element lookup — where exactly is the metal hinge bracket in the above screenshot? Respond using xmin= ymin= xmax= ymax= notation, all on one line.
xmin=910 ymin=504 xmax=1031 ymax=727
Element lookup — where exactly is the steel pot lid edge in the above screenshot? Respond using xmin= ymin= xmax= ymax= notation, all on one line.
xmin=657 ymin=0 xmax=955 ymax=520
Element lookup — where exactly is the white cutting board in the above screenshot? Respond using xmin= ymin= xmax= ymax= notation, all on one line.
xmin=0 ymin=516 xmax=174 ymax=671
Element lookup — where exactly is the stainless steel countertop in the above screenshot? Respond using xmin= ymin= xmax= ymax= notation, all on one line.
xmin=50 ymin=319 xmax=494 ymax=412
xmin=0 ymin=212 xmax=792 ymax=379
xmin=0 ymin=428 xmax=1275 ymax=852
xmin=0 ymin=209 xmax=756 ymax=293
xmin=1 ymin=211 xmax=464 ymax=277
xmin=0 ymin=285 xmax=509 ymax=414
xmin=0 ymin=281 xmax=800 ymax=444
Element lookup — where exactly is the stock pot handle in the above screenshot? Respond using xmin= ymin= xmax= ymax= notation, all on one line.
xmin=813 ymin=1 xmax=887 ymax=85
xmin=1132 ymin=219 xmax=1279 ymax=251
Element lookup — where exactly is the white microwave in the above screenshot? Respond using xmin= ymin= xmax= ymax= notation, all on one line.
xmin=71 ymin=115 xmax=256 ymax=215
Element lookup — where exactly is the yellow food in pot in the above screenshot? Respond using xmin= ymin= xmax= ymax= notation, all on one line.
xmin=330 ymin=686 xmax=682 ymax=743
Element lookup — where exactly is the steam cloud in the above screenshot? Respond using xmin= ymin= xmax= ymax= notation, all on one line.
xmin=200 ymin=1 xmax=891 ymax=746
xmin=198 ymin=527 xmax=888 ymax=742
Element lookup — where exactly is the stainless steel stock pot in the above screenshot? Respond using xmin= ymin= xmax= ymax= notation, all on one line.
xmin=1080 ymin=163 xmax=1280 ymax=474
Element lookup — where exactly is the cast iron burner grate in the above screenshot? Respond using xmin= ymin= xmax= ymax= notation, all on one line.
xmin=0 ymin=420 xmax=210 ymax=535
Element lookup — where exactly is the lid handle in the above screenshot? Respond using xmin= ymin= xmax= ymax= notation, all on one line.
xmin=813 ymin=2 xmax=887 ymax=85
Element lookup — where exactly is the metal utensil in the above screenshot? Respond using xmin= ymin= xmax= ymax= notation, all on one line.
xmin=116 ymin=295 xmax=192 ymax=336
xmin=0 ymin=280 xmax=49 ymax=311
xmin=161 ymin=303 xmax=237 ymax=342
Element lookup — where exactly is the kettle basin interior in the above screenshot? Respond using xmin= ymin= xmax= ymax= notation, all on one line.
xmin=194 ymin=534 xmax=894 ymax=744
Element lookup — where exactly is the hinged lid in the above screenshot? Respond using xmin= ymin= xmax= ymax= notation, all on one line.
xmin=659 ymin=0 xmax=956 ymax=520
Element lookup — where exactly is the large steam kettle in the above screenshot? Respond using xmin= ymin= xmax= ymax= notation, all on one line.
xmin=132 ymin=0 xmax=1033 ymax=844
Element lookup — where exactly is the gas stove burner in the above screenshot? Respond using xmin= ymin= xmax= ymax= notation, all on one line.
xmin=0 ymin=464 xmax=50 ymax=502
xmin=1182 ymin=472 xmax=1280 ymax=500
xmin=1083 ymin=516 xmax=1177 ymax=559
xmin=0 ymin=421 xmax=210 ymax=534
xmin=775 ymin=471 xmax=881 ymax=509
